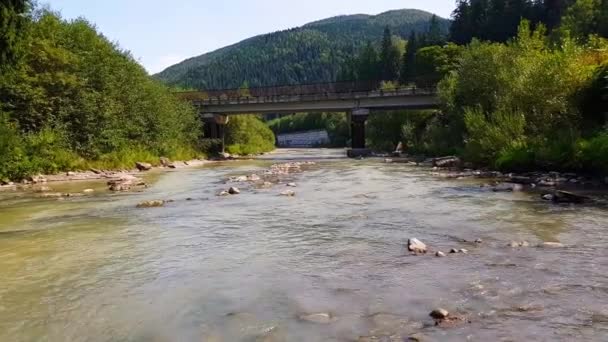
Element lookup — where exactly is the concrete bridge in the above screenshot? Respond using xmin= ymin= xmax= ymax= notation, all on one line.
xmin=176 ymin=81 xmax=439 ymax=156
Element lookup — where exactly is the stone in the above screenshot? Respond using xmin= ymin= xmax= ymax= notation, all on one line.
xmin=248 ymin=174 xmax=261 ymax=181
xmin=159 ymin=157 xmax=171 ymax=167
xmin=552 ymin=190 xmax=589 ymax=204
xmin=539 ymin=242 xmax=565 ymax=248
xmin=433 ymin=156 xmax=461 ymax=168
xmin=280 ymin=190 xmax=296 ymax=197
xmin=510 ymin=241 xmax=530 ymax=248
xmin=492 ymin=183 xmax=523 ymax=192
xmin=83 ymin=189 xmax=95 ymax=193
xmin=298 ymin=312 xmax=335 ymax=324
xmin=38 ymin=192 xmax=63 ymax=198
xmin=34 ymin=186 xmax=52 ymax=193
xmin=135 ymin=162 xmax=152 ymax=171
xmin=475 ymin=238 xmax=483 ymax=244
xmin=66 ymin=171 xmax=76 ymax=176
xmin=286 ymin=182 xmax=297 ymax=187
xmin=90 ymin=168 xmax=103 ymax=174
xmin=459 ymin=249 xmax=469 ymax=254
xmin=136 ymin=200 xmax=165 ymax=208
xmin=219 ymin=152 xmax=232 ymax=160
xmin=228 ymin=187 xmax=241 ymax=195
xmin=435 ymin=251 xmax=446 ymax=257
xmin=542 ymin=194 xmax=554 ymax=201
xmin=508 ymin=176 xmax=535 ymax=184
xmin=109 ymin=183 xmax=131 ymax=191
xmin=28 ymin=175 xmax=47 ymax=184
xmin=429 ymin=308 xmax=449 ymax=320
xmin=384 ymin=158 xmax=394 ymax=163
xmin=408 ymin=238 xmax=427 ymax=254
xmin=450 ymin=248 xmax=458 ymax=254
xmin=218 ymin=191 xmax=230 ymax=197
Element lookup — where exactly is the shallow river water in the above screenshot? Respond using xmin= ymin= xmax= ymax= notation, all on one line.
xmin=1 ymin=149 xmax=608 ymax=341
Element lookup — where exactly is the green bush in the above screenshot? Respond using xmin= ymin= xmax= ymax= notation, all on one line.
xmin=225 ymin=116 xmax=275 ymax=155
xmin=577 ymin=132 xmax=608 ymax=174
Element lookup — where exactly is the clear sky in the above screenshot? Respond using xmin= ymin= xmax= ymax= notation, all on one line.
xmin=44 ymin=0 xmax=456 ymax=74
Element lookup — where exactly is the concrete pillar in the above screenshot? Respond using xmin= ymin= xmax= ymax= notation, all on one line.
xmin=202 ymin=113 xmax=229 ymax=152
xmin=348 ymin=109 xmax=371 ymax=158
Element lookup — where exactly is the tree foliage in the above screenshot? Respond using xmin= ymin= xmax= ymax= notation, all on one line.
xmin=0 ymin=9 xmax=202 ymax=180
xmin=156 ymin=9 xmax=449 ymax=89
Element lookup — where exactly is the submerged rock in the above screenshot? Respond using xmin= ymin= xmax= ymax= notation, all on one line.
xmin=538 ymin=242 xmax=565 ymax=248
xmin=298 ymin=312 xmax=335 ymax=324
xmin=429 ymin=308 xmax=449 ymax=320
xmin=228 ymin=187 xmax=241 ymax=195
xmin=436 ymin=251 xmax=446 ymax=257
xmin=136 ymin=200 xmax=165 ymax=208
xmin=408 ymin=238 xmax=427 ymax=254
xmin=218 ymin=190 xmax=230 ymax=197
xmin=280 ymin=190 xmax=296 ymax=197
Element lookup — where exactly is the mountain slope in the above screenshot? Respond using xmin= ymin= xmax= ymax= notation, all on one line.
xmin=155 ymin=9 xmax=449 ymax=90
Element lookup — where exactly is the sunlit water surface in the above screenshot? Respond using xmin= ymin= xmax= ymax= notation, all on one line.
xmin=1 ymin=149 xmax=607 ymax=341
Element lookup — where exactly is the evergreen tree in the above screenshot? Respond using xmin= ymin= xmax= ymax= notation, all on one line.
xmin=358 ymin=42 xmax=381 ymax=81
xmin=400 ymin=31 xmax=418 ymax=84
xmin=427 ymin=15 xmax=444 ymax=45
xmin=380 ymin=26 xmax=401 ymax=81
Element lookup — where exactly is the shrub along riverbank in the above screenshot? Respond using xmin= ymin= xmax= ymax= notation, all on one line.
xmin=0 ymin=5 xmax=205 ymax=181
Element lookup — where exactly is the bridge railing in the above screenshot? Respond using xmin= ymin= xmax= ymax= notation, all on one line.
xmin=175 ymin=80 xmax=437 ymax=106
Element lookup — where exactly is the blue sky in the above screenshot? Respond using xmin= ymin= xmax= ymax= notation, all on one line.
xmin=44 ymin=0 xmax=456 ymax=74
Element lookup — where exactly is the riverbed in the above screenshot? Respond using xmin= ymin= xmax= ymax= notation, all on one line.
xmin=1 ymin=149 xmax=607 ymax=341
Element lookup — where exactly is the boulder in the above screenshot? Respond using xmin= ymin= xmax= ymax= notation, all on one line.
xmin=136 ymin=200 xmax=165 ymax=208
xmin=286 ymin=182 xmax=297 ymax=187
xmin=408 ymin=238 xmax=427 ymax=254
xmin=552 ymin=190 xmax=589 ymax=204
xmin=219 ymin=152 xmax=232 ymax=160
xmin=298 ymin=312 xmax=335 ymax=324
xmin=459 ymin=249 xmax=469 ymax=254
xmin=475 ymin=238 xmax=483 ymax=244
xmin=450 ymin=248 xmax=459 ymax=254
xmin=135 ymin=162 xmax=152 ymax=171
xmin=436 ymin=251 xmax=446 ymax=257
xmin=159 ymin=157 xmax=171 ymax=167
xmin=228 ymin=187 xmax=241 ymax=195
xmin=433 ymin=156 xmax=461 ymax=168
xmin=429 ymin=308 xmax=449 ymax=320
xmin=66 ymin=171 xmax=76 ymax=176
xmin=217 ymin=190 xmax=230 ymax=197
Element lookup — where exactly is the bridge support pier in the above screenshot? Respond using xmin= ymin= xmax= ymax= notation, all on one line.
xmin=348 ymin=108 xmax=372 ymax=158
xmin=202 ymin=113 xmax=229 ymax=153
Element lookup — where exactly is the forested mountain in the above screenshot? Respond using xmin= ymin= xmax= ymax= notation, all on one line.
xmin=155 ymin=9 xmax=450 ymax=90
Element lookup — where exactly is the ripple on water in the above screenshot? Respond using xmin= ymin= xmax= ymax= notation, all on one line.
xmin=1 ymin=150 xmax=608 ymax=341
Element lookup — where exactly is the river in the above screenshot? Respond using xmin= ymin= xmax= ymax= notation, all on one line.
xmin=1 ymin=149 xmax=607 ymax=341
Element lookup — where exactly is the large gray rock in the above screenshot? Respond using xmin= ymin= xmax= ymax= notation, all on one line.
xmin=433 ymin=156 xmax=461 ymax=168
xmin=135 ymin=162 xmax=152 ymax=171
xmin=408 ymin=238 xmax=427 ymax=254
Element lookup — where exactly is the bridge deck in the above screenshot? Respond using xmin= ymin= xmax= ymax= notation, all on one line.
xmin=176 ymin=83 xmax=439 ymax=114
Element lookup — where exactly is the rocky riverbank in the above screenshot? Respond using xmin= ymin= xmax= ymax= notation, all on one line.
xmin=384 ymin=155 xmax=608 ymax=204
